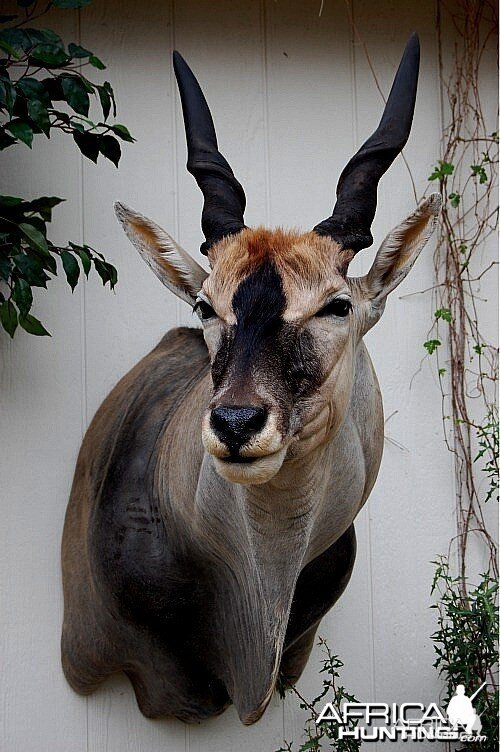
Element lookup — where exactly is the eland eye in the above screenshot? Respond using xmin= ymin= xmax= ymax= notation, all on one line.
xmin=194 ymin=299 xmax=217 ymax=321
xmin=316 ymin=298 xmax=352 ymax=318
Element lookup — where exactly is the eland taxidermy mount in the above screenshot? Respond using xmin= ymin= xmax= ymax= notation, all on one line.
xmin=61 ymin=34 xmax=441 ymax=725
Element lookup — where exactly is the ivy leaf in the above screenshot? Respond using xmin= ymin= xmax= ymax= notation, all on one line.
xmin=424 ymin=339 xmax=441 ymax=355
xmin=471 ymin=164 xmax=488 ymax=184
xmin=61 ymin=249 xmax=80 ymax=291
xmin=12 ymin=277 xmax=33 ymax=317
xmin=19 ymin=313 xmax=50 ymax=336
xmin=61 ymin=75 xmax=90 ymax=116
xmin=449 ymin=192 xmax=460 ymax=208
xmin=5 ymin=119 xmax=33 ymax=147
xmin=0 ymin=299 xmax=18 ymax=337
xmin=434 ymin=308 xmax=452 ymax=323
xmin=429 ymin=161 xmax=454 ymax=181
xmin=99 ymin=134 xmax=121 ymax=167
xmin=73 ymin=129 xmax=99 ymax=162
xmin=19 ymin=222 xmax=49 ymax=255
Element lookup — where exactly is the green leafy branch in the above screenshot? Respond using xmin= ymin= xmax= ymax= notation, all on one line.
xmin=431 ymin=556 xmax=498 ymax=748
xmin=275 ymin=638 xmax=361 ymax=752
xmin=0 ymin=0 xmax=134 ymax=337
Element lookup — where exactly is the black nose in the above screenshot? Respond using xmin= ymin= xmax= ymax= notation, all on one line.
xmin=210 ymin=405 xmax=267 ymax=450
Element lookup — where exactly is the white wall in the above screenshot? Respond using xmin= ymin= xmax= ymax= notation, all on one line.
xmin=1 ymin=2 xmax=496 ymax=751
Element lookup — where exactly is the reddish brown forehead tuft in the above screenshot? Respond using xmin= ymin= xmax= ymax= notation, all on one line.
xmin=204 ymin=227 xmax=353 ymax=320
xmin=209 ymin=227 xmax=352 ymax=282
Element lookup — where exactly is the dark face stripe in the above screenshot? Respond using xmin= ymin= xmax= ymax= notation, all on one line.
xmin=211 ymin=260 xmax=323 ymax=408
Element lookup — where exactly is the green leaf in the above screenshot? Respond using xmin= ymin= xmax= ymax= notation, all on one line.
xmin=53 ymin=0 xmax=92 ymax=7
xmin=61 ymin=249 xmax=80 ymax=291
xmin=424 ymin=339 xmax=441 ymax=355
xmin=97 ymin=84 xmax=111 ymax=120
xmin=17 ymin=77 xmax=51 ymax=105
xmin=19 ymin=222 xmax=49 ymax=255
xmin=76 ymin=246 xmax=91 ymax=277
xmin=0 ymin=28 xmax=31 ymax=54
xmin=99 ymin=134 xmax=121 ymax=167
xmin=103 ymin=81 xmax=116 ymax=117
xmin=428 ymin=161 xmax=454 ymax=181
xmin=0 ymin=79 xmax=17 ymax=116
xmin=27 ymin=28 xmax=64 ymax=48
xmin=93 ymin=258 xmax=117 ymax=288
xmin=111 ymin=123 xmax=135 ymax=143
xmin=0 ymin=127 xmax=17 ymax=150
xmin=28 ymin=100 xmax=51 ymax=135
xmin=449 ymin=192 xmax=460 ymax=208
xmin=0 ymin=253 xmax=12 ymax=284
xmin=0 ymin=299 xmax=18 ymax=337
xmin=434 ymin=307 xmax=452 ymax=323
xmin=24 ymin=196 xmax=65 ymax=221
xmin=5 ymin=118 xmax=33 ymax=147
xmin=0 ymin=39 xmax=21 ymax=58
xmin=19 ymin=313 xmax=50 ymax=336
xmin=61 ymin=76 xmax=90 ymax=116
xmin=89 ymin=54 xmax=106 ymax=70
xmin=12 ymin=277 xmax=32 ymax=317
xmin=73 ymin=129 xmax=99 ymax=162
xmin=14 ymin=253 xmax=49 ymax=287
xmin=471 ymin=164 xmax=488 ymax=184
xmin=29 ymin=44 xmax=70 ymax=66
xmin=0 ymin=195 xmax=23 ymax=207
xmin=68 ymin=42 xmax=91 ymax=59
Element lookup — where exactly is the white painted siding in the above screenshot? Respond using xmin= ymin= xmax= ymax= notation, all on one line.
xmin=0 ymin=2 xmax=496 ymax=751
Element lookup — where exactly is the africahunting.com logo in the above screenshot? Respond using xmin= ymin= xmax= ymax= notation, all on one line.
xmin=316 ymin=682 xmax=488 ymax=742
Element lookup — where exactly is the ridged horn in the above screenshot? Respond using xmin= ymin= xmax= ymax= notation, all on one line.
xmin=173 ymin=51 xmax=246 ymax=256
xmin=313 ymin=33 xmax=420 ymax=253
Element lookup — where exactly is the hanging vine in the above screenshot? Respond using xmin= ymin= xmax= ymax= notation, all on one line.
xmin=426 ymin=1 xmax=498 ymax=746
xmin=429 ymin=0 xmax=498 ymax=584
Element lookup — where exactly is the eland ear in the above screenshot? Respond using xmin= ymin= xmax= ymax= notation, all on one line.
xmin=365 ymin=193 xmax=441 ymax=301
xmin=115 ymin=202 xmax=208 ymax=305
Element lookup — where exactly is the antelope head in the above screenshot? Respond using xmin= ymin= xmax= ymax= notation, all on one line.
xmin=116 ymin=35 xmax=441 ymax=487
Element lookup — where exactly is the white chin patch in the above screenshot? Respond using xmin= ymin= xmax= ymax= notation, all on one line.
xmin=213 ymin=448 xmax=287 ymax=485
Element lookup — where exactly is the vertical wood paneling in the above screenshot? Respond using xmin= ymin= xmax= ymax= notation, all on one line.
xmin=1 ymin=2 xmax=495 ymax=751
xmin=0 ymin=9 xmax=88 ymax=752
xmin=351 ymin=2 xmax=454 ymax=735
xmin=261 ymin=3 xmax=378 ymax=747
xmin=79 ymin=3 xmax=187 ymax=750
